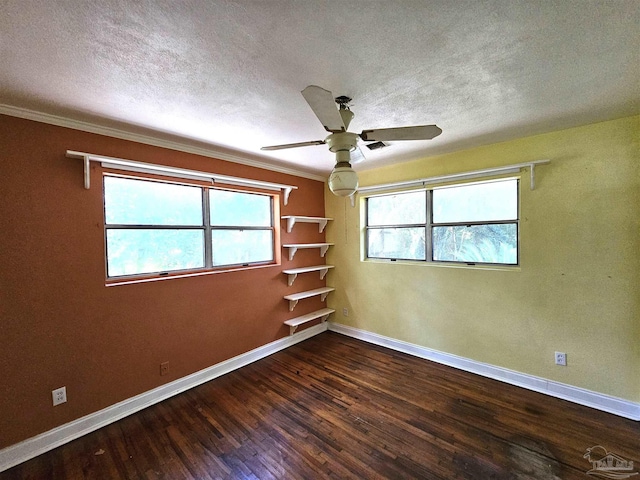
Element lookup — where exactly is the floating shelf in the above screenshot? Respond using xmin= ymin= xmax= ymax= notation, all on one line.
xmin=284 ymin=308 xmax=334 ymax=335
xmin=282 ymin=215 xmax=333 ymax=233
xmin=284 ymin=287 xmax=335 ymax=311
xmin=282 ymin=265 xmax=334 ymax=286
xmin=282 ymin=243 xmax=334 ymax=261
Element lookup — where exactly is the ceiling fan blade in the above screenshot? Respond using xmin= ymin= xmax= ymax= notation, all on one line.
xmin=301 ymin=85 xmax=345 ymax=133
xmin=360 ymin=125 xmax=442 ymax=142
xmin=261 ymin=140 xmax=325 ymax=151
xmin=350 ymin=145 xmax=366 ymax=164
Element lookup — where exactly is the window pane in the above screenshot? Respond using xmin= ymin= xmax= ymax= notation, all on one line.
xmin=212 ymin=230 xmax=273 ymax=266
xmin=104 ymin=177 xmax=203 ymax=226
xmin=210 ymin=190 xmax=271 ymax=227
xmin=433 ymin=179 xmax=518 ymax=223
xmin=367 ymin=191 xmax=426 ymax=226
xmin=432 ymin=223 xmax=517 ymax=264
xmin=106 ymin=229 xmax=205 ymax=276
xmin=367 ymin=227 xmax=426 ymax=260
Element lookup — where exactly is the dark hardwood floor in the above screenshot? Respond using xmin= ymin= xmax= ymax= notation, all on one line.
xmin=2 ymin=332 xmax=639 ymax=479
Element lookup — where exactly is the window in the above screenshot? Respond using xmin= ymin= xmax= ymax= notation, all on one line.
xmin=104 ymin=176 xmax=275 ymax=278
xmin=366 ymin=178 xmax=519 ymax=265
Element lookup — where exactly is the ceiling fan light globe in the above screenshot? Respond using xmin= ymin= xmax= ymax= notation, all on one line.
xmin=328 ymin=165 xmax=358 ymax=197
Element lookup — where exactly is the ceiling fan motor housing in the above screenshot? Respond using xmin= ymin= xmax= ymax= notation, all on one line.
xmin=325 ymin=132 xmax=358 ymax=154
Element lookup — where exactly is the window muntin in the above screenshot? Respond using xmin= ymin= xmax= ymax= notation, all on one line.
xmin=104 ymin=176 xmax=275 ymax=279
xmin=365 ymin=178 xmax=519 ymax=266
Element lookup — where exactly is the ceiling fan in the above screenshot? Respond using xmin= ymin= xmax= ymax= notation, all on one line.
xmin=261 ymin=85 xmax=442 ymax=196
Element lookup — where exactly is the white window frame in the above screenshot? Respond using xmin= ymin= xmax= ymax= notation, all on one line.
xmin=364 ymin=178 xmax=520 ymax=266
xmin=103 ymin=174 xmax=277 ymax=280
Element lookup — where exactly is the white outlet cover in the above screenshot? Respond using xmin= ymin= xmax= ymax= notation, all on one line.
xmin=555 ymin=352 xmax=567 ymax=366
xmin=52 ymin=386 xmax=67 ymax=406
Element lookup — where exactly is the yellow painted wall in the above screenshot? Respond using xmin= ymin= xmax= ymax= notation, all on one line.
xmin=325 ymin=115 xmax=640 ymax=403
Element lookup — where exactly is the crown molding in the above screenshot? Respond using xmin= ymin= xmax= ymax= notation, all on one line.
xmin=0 ymin=104 xmax=327 ymax=182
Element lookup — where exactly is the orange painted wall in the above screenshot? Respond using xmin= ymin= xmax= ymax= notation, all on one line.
xmin=0 ymin=115 xmax=327 ymax=448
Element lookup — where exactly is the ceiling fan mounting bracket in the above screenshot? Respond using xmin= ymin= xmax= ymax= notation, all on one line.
xmin=334 ymin=96 xmax=352 ymax=108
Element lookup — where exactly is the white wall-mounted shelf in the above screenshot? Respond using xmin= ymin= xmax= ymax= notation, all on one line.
xmin=282 ymin=243 xmax=334 ymax=261
xmin=284 ymin=287 xmax=335 ymax=311
xmin=282 ymin=216 xmax=333 ymax=233
xmin=284 ymin=308 xmax=334 ymax=335
xmin=66 ymin=151 xmax=298 ymax=204
xmin=357 ymin=159 xmax=551 ymax=194
xmin=282 ymin=265 xmax=334 ymax=286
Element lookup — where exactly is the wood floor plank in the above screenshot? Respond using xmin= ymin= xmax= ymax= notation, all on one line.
xmin=2 ymin=332 xmax=639 ymax=479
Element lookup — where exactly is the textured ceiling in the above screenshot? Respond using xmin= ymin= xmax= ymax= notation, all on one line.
xmin=1 ymin=1 xmax=639 ymax=176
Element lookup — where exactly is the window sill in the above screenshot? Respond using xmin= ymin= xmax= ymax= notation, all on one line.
xmin=105 ymin=262 xmax=280 ymax=287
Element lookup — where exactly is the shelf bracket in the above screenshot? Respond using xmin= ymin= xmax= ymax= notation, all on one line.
xmin=286 ymin=273 xmax=297 ymax=287
xmin=287 ymin=246 xmax=298 ymax=261
xmin=283 ymin=187 xmax=293 ymax=206
xmin=320 ymin=245 xmax=329 ymax=257
xmin=288 ymin=299 xmax=299 ymax=312
xmin=83 ymin=155 xmax=90 ymax=189
xmin=288 ymin=312 xmax=332 ymax=336
xmin=318 ymin=219 xmax=328 ymax=233
xmin=529 ymin=164 xmax=537 ymax=190
xmin=320 ymin=292 xmax=330 ymax=302
xmin=319 ymin=268 xmax=328 ymax=280
xmin=286 ymin=217 xmax=296 ymax=233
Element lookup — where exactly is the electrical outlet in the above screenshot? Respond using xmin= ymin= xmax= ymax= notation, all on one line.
xmin=555 ymin=352 xmax=567 ymax=366
xmin=343 ymin=307 xmax=349 ymax=317
xmin=52 ymin=386 xmax=67 ymax=406
xmin=160 ymin=361 xmax=169 ymax=376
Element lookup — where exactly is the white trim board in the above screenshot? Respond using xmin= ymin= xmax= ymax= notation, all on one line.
xmin=328 ymin=322 xmax=640 ymax=422
xmin=3 ymin=321 xmax=637 ymax=473
xmin=0 ymin=104 xmax=326 ymax=182
xmin=0 ymin=322 xmax=328 ymax=473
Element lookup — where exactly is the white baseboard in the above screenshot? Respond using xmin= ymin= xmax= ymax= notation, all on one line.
xmin=0 ymin=322 xmax=328 ymax=472
xmin=328 ymin=322 xmax=640 ymax=421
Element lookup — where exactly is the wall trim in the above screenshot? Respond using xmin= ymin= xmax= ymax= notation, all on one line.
xmin=328 ymin=322 xmax=640 ymax=421
xmin=0 ymin=104 xmax=326 ymax=182
xmin=4 ymin=320 xmax=636 ymax=472
xmin=0 ymin=322 xmax=328 ymax=473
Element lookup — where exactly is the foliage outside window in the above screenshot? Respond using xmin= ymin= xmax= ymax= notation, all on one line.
xmin=104 ymin=176 xmax=275 ymax=278
xmin=366 ymin=178 xmax=519 ymax=265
